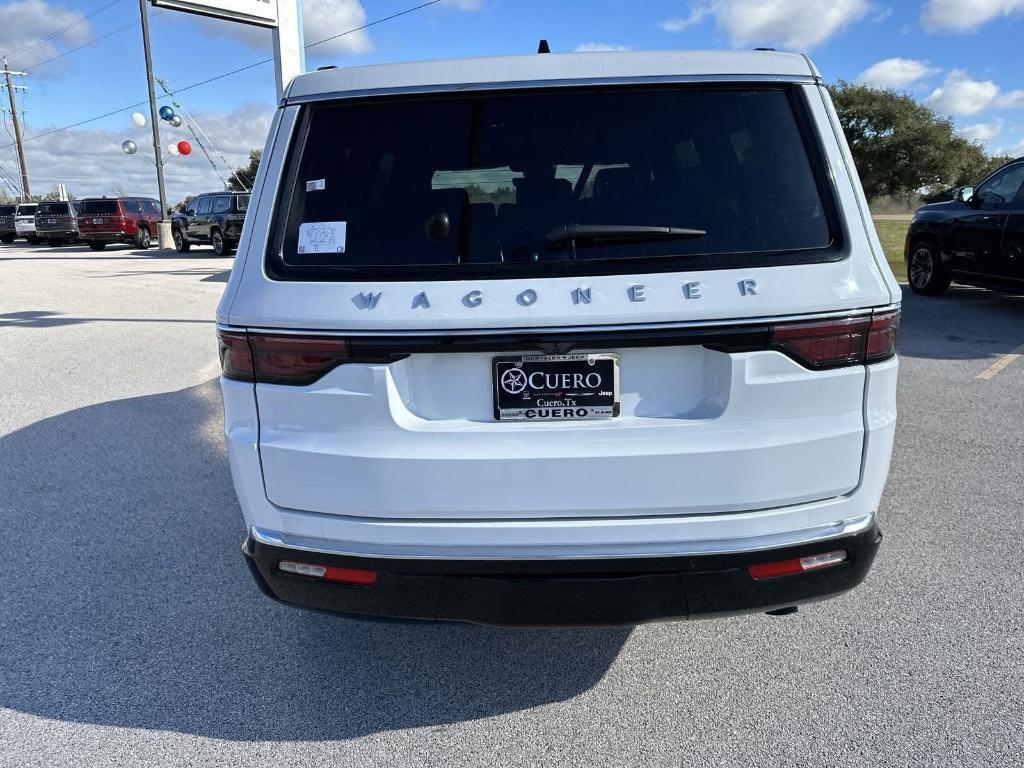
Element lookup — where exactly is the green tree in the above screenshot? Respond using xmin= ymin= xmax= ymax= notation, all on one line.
xmin=828 ymin=81 xmax=995 ymax=200
xmin=227 ymin=149 xmax=261 ymax=192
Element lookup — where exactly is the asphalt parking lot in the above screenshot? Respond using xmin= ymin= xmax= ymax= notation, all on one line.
xmin=1 ymin=242 xmax=1022 ymax=767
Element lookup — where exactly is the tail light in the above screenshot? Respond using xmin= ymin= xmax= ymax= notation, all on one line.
xmin=770 ymin=308 xmax=899 ymax=370
xmin=217 ymin=329 xmax=350 ymax=385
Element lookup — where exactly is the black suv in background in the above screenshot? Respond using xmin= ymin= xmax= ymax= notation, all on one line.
xmin=906 ymin=157 xmax=1024 ymax=295
xmin=171 ymin=191 xmax=249 ymax=256
xmin=0 ymin=204 xmax=15 ymax=243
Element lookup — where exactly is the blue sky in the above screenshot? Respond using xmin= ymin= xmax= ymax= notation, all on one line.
xmin=2 ymin=0 xmax=1024 ymax=201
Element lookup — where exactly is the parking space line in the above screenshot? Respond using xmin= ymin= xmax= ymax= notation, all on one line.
xmin=976 ymin=343 xmax=1024 ymax=380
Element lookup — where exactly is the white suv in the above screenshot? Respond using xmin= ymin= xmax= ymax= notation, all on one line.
xmin=217 ymin=50 xmax=900 ymax=625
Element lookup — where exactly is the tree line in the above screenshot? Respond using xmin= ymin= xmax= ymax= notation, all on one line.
xmin=828 ymin=82 xmax=1011 ymax=208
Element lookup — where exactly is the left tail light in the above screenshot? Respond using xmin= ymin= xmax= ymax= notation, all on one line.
xmin=217 ymin=330 xmax=350 ymax=385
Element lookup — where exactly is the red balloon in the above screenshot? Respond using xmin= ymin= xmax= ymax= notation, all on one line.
xmin=177 ymin=140 xmax=192 ymax=156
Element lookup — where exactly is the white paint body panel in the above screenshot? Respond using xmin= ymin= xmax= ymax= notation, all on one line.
xmin=218 ymin=50 xmax=900 ymax=559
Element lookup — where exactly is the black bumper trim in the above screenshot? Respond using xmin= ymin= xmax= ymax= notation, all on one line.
xmin=242 ymin=525 xmax=881 ymax=627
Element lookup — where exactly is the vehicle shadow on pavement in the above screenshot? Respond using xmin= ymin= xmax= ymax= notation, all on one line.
xmin=0 ymin=380 xmax=629 ymax=741
xmin=898 ymin=285 xmax=1024 ymax=361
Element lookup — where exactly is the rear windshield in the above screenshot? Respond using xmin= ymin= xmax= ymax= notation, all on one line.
xmin=0 ymin=205 xmax=15 ymax=215
xmin=37 ymin=202 xmax=72 ymax=215
xmin=17 ymin=204 xmax=36 ymax=215
xmin=78 ymin=200 xmax=120 ymax=215
xmin=269 ymin=85 xmax=840 ymax=281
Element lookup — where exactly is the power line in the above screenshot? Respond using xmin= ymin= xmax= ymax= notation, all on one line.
xmin=0 ymin=0 xmax=443 ymax=152
xmin=31 ymin=13 xmax=164 ymax=72
xmin=3 ymin=0 xmax=125 ymax=61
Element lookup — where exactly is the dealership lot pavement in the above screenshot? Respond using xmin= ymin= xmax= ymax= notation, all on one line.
xmin=0 ymin=242 xmax=1022 ymax=767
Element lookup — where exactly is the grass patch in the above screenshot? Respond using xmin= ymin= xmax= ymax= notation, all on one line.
xmin=871 ymin=218 xmax=909 ymax=282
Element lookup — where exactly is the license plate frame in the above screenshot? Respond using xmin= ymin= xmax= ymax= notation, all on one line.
xmin=492 ymin=353 xmax=620 ymax=422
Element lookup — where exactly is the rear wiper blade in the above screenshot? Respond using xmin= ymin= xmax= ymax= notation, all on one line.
xmin=546 ymin=224 xmax=706 ymax=249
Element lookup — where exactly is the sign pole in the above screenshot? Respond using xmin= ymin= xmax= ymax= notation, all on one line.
xmin=139 ymin=0 xmax=171 ymax=248
xmin=273 ymin=0 xmax=305 ymax=102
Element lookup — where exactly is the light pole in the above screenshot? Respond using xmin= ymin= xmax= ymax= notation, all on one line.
xmin=138 ymin=0 xmax=171 ymax=247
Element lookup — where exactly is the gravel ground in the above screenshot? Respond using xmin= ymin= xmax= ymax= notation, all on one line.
xmin=0 ymin=242 xmax=1022 ymax=767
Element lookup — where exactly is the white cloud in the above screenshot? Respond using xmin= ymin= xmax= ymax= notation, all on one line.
xmin=995 ymin=136 xmax=1024 ymax=156
xmin=573 ymin=43 xmax=631 ymax=52
xmin=926 ymin=71 xmax=1024 ymax=116
xmin=0 ymin=0 xmax=93 ymax=77
xmin=961 ymin=118 xmax=1004 ymax=143
xmin=856 ymin=58 xmax=940 ymax=89
xmin=440 ymin=0 xmax=482 ymax=8
xmin=922 ymin=0 xmax=1024 ymax=32
xmin=658 ymin=9 xmax=706 ymax=31
xmin=926 ymin=70 xmax=1000 ymax=115
xmin=14 ymin=102 xmax=274 ymax=204
xmin=691 ymin=0 xmax=870 ymax=49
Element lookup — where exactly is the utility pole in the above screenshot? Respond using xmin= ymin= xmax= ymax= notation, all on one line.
xmin=138 ymin=0 xmax=170 ymax=247
xmin=1 ymin=57 xmax=30 ymax=199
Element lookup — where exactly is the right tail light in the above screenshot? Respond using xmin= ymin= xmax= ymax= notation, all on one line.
xmin=770 ymin=308 xmax=899 ymax=370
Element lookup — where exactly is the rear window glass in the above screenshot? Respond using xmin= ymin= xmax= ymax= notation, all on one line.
xmin=212 ymin=196 xmax=231 ymax=213
xmin=236 ymin=194 xmax=250 ymax=212
xmin=79 ymin=200 xmax=119 ymax=215
xmin=269 ymin=86 xmax=839 ymax=281
xmin=37 ymin=202 xmax=71 ymax=215
xmin=17 ymin=204 xmax=36 ymax=215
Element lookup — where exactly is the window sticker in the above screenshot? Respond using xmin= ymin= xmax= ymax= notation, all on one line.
xmin=298 ymin=221 xmax=346 ymax=254
xmin=305 ymin=178 xmax=326 ymax=192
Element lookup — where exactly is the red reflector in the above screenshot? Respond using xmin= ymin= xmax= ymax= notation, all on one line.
xmin=748 ymin=550 xmax=847 ymax=580
xmin=248 ymin=334 xmax=351 ymax=385
xmin=322 ymin=566 xmax=378 ymax=586
xmin=279 ymin=560 xmax=377 ymax=586
xmin=217 ymin=330 xmax=254 ymax=381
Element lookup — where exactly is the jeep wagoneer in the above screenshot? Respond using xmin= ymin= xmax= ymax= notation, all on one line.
xmin=217 ymin=50 xmax=900 ymax=626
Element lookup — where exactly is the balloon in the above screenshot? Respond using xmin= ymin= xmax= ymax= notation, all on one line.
xmin=169 ymin=115 xmax=183 ymax=128
xmin=121 ymin=139 xmax=137 ymax=155
xmin=167 ymin=143 xmax=179 ymax=156
xmin=130 ymin=112 xmax=146 ymax=127
xmin=176 ymin=140 xmax=192 ymax=156
xmin=159 ymin=106 xmax=175 ymax=121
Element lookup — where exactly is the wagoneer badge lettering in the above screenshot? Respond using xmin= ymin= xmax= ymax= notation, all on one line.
xmin=349 ymin=279 xmax=764 ymax=311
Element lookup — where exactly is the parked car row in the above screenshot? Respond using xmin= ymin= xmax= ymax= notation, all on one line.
xmin=0 ymin=190 xmax=250 ymax=255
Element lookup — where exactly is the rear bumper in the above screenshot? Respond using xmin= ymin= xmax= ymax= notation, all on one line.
xmin=242 ymin=524 xmax=881 ymax=626
xmin=81 ymin=232 xmax=132 ymax=243
xmin=37 ymin=229 xmax=78 ymax=238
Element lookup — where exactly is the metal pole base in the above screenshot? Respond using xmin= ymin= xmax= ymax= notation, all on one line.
xmin=157 ymin=221 xmax=174 ymax=250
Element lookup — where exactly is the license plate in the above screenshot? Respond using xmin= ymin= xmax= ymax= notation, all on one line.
xmin=92 ymin=218 xmax=103 ymax=225
xmin=493 ymin=353 xmax=619 ymax=421
xmin=46 ymin=218 xmax=56 ymax=224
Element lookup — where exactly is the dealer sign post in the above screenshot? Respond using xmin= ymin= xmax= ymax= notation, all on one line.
xmin=151 ymin=0 xmax=305 ymax=100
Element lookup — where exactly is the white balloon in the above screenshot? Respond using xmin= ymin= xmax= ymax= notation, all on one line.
xmin=167 ymin=143 xmax=180 ymax=156
xmin=131 ymin=112 xmax=146 ymax=127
